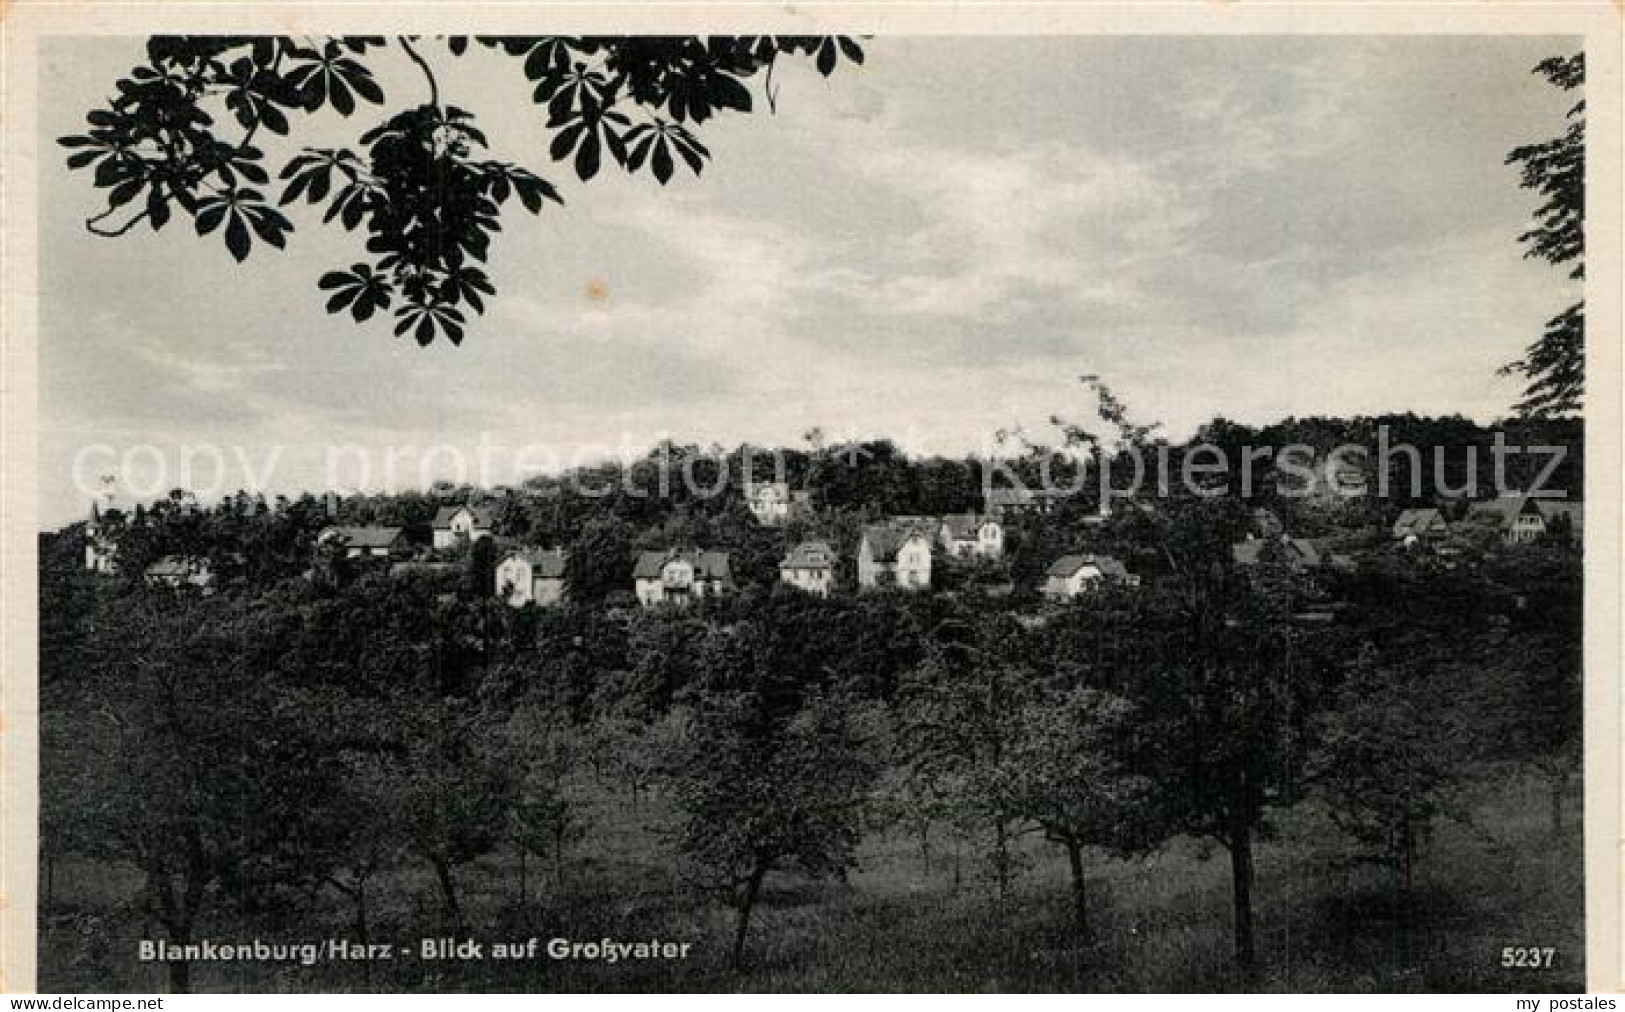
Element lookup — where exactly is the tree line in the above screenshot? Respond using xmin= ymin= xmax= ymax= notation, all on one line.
xmin=41 ymin=449 xmax=1580 ymax=989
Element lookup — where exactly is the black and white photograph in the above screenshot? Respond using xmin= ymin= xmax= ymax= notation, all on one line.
xmin=6 ymin=4 xmax=1621 ymax=995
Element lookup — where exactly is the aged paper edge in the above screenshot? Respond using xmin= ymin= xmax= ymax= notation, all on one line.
xmin=1 ymin=0 xmax=1619 ymax=995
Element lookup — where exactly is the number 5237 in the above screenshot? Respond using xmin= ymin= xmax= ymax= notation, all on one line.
xmin=1501 ymin=947 xmax=1556 ymax=968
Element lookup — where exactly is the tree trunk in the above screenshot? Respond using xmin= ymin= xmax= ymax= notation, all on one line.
xmin=160 ymin=889 xmax=197 ymax=994
xmin=433 ymin=857 xmax=463 ymax=931
xmin=993 ymin=818 xmax=1012 ymax=903
xmin=518 ymin=846 xmax=528 ymax=909
xmin=1064 ymin=839 xmax=1090 ymax=941
xmin=355 ymin=881 xmax=371 ymax=990
xmin=1228 ymin=823 xmax=1257 ymax=974
xmin=42 ymin=852 xmax=55 ymax=912
xmin=1401 ymin=818 xmax=1415 ymax=896
xmin=158 ymin=837 xmax=209 ymax=993
xmin=731 ymin=863 xmax=768 ymax=972
xmin=1550 ymin=769 xmax=1568 ymax=837
xmin=354 ymin=881 xmax=370 ymax=944
xmin=168 ymin=958 xmax=191 ymax=994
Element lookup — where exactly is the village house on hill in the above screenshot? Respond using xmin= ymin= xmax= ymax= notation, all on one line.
xmin=1466 ymin=493 xmax=1584 ymax=545
xmin=1231 ymin=534 xmax=1336 ymax=573
xmin=1294 ymin=454 xmax=1369 ymax=502
xmin=84 ymin=533 xmax=118 ymax=574
xmin=634 ymin=548 xmax=733 ymax=607
xmin=1391 ymin=507 xmax=1451 ymax=544
xmin=496 ymin=547 xmax=568 ymax=608
xmin=432 ymin=505 xmax=495 ymax=549
xmin=1043 ymin=554 xmax=1138 ymax=599
xmin=1251 ymin=507 xmax=1285 ymax=539
xmin=780 ymin=540 xmax=838 ymax=597
xmin=743 ymin=481 xmax=813 ymax=527
xmin=984 ymin=487 xmax=1070 ymax=520
xmin=83 ymin=502 xmax=122 ymax=573
xmin=858 ymin=520 xmax=934 ymax=590
xmin=939 ymin=514 xmax=1004 ymax=559
xmin=317 ymin=525 xmax=408 ymax=559
xmin=143 ymin=554 xmax=219 ymax=592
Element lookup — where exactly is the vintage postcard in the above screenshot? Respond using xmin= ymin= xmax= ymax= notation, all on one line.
xmin=1 ymin=1 xmax=1620 ymax=995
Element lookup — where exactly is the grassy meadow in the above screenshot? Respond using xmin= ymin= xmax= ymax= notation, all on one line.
xmin=40 ymin=764 xmax=1583 ymax=993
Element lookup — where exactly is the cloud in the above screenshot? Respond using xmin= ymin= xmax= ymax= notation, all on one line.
xmin=35 ymin=35 xmax=1580 ymax=528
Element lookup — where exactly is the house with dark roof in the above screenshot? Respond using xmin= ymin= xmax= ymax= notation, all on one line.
xmin=984 ymin=486 xmax=1070 ymax=519
xmin=1043 ymin=554 xmax=1137 ymax=599
xmin=939 ymin=514 xmax=1004 ymax=559
xmin=1391 ymin=507 xmax=1450 ymax=543
xmin=1466 ymin=494 xmax=1583 ymax=545
xmin=317 ymin=525 xmax=408 ymax=559
xmin=432 ymin=505 xmax=496 ymax=549
xmin=634 ymin=549 xmax=733 ymax=607
xmin=858 ymin=520 xmax=933 ymax=590
xmin=496 ymin=547 xmax=569 ymax=607
xmin=780 ymin=540 xmax=838 ymax=597
xmin=1231 ymin=535 xmax=1324 ymax=573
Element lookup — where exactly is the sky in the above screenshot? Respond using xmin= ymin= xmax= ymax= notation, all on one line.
xmin=37 ymin=34 xmax=1580 ymax=527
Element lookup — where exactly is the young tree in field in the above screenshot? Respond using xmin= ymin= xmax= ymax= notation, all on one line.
xmin=1475 ymin=548 xmax=1584 ymax=835
xmin=510 ymin=775 xmax=581 ymax=908
xmin=1502 ymin=52 xmax=1584 ymax=416
xmin=895 ymin=623 xmax=1035 ymax=902
xmin=1134 ymin=498 xmax=1321 ymax=975
xmin=60 ymin=35 xmax=865 ymax=346
xmin=504 ymin=703 xmax=585 ymax=907
xmin=292 ymin=749 xmax=405 ymax=989
xmin=1504 ymin=643 xmax=1584 ymax=839
xmin=42 ymin=595 xmax=333 ymax=992
xmin=668 ymin=690 xmax=879 ymax=971
xmin=1309 ymin=649 xmax=1471 ymax=895
xmin=999 ymin=687 xmax=1163 ymax=940
xmin=394 ymin=699 xmax=519 ymax=930
xmin=582 ymin=709 xmax=667 ymax=810
xmin=873 ymin=759 xmax=968 ymax=884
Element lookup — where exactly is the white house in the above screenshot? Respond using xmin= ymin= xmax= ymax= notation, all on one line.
xmin=1467 ymin=494 xmax=1583 ymax=545
xmin=634 ymin=549 xmax=733 ymax=607
xmin=744 ymin=482 xmax=812 ymax=527
xmin=432 ymin=505 xmax=495 ymax=549
xmin=745 ymin=482 xmax=790 ymax=525
xmin=317 ymin=525 xmax=408 ymax=559
xmin=496 ymin=548 xmax=568 ymax=608
xmin=83 ymin=502 xmax=122 ymax=574
xmin=1295 ymin=453 xmax=1368 ymax=502
xmin=939 ymin=514 xmax=1004 ymax=559
xmin=780 ymin=540 xmax=838 ymax=597
xmin=858 ymin=520 xmax=933 ymax=590
xmin=144 ymin=555 xmax=216 ymax=591
xmin=1042 ymin=554 xmax=1137 ymax=599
